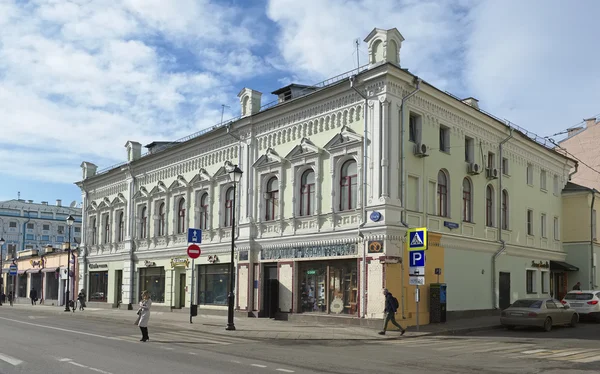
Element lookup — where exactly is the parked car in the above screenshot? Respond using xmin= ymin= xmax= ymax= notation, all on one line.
xmin=561 ymin=290 xmax=600 ymax=322
xmin=500 ymin=298 xmax=578 ymax=332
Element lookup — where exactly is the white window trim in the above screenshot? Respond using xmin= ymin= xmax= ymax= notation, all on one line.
xmin=554 ymin=216 xmax=560 ymax=241
xmin=526 ymin=268 xmax=538 ymax=294
xmin=540 ymin=212 xmax=547 ymax=238
xmin=409 ymin=112 xmax=423 ymax=144
xmin=527 ymin=209 xmax=534 ymax=236
xmin=325 ymin=129 xmax=363 ymax=213
xmin=527 ymin=163 xmax=534 ymax=186
xmin=408 ymin=173 xmax=423 ymax=213
xmin=287 ymin=139 xmax=323 ymax=218
xmin=540 ymin=170 xmax=547 ymax=192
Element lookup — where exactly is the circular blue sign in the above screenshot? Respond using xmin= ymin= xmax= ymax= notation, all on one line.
xmin=370 ymin=211 xmax=382 ymax=222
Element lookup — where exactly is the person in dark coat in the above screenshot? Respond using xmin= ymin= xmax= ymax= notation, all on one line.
xmin=8 ymin=291 xmax=13 ymax=306
xmin=573 ymin=282 xmax=582 ymax=290
xmin=78 ymin=289 xmax=86 ymax=311
xmin=378 ymin=288 xmax=406 ymax=336
xmin=30 ymin=288 xmax=38 ymax=305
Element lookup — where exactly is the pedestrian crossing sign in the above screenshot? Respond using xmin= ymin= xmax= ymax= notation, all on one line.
xmin=408 ymin=227 xmax=427 ymax=251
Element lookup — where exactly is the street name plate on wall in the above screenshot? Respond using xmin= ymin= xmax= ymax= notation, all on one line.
xmin=261 ymin=243 xmax=357 ymax=261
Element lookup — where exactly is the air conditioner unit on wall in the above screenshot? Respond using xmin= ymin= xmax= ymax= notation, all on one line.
xmin=486 ymin=168 xmax=499 ymax=179
xmin=467 ymin=163 xmax=481 ymax=175
xmin=413 ymin=143 xmax=429 ymax=157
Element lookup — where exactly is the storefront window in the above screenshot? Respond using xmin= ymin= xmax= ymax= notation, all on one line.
xmin=198 ymin=264 xmax=230 ymax=305
xmin=31 ymin=273 xmax=42 ymax=296
xmin=139 ymin=267 xmax=165 ymax=303
xmin=46 ymin=272 xmax=59 ymax=300
xmin=89 ymin=271 xmax=109 ymax=301
xmin=299 ymin=260 xmax=357 ymax=315
xmin=18 ymin=274 xmax=27 ymax=297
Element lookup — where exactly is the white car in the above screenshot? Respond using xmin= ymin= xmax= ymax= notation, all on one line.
xmin=561 ymin=290 xmax=600 ymax=322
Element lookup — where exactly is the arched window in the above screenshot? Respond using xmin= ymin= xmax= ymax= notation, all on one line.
xmin=140 ymin=206 xmax=147 ymax=239
xmin=462 ymin=178 xmax=472 ymax=222
xmin=177 ymin=198 xmax=186 ymax=234
xmin=300 ymin=169 xmax=315 ymax=216
xmin=103 ymin=215 xmax=110 ymax=244
xmin=265 ymin=177 xmax=279 ymax=221
xmin=437 ymin=170 xmax=448 ymax=217
xmin=486 ymin=185 xmax=494 ymax=227
xmin=224 ymin=187 xmax=234 ymax=227
xmin=158 ymin=202 xmax=165 ymax=236
xmin=199 ymin=193 xmax=208 ymax=230
xmin=118 ymin=212 xmax=124 ymax=241
xmin=91 ymin=217 xmax=97 ymax=245
xmin=501 ymin=189 xmax=509 ymax=230
xmin=340 ymin=160 xmax=357 ymax=211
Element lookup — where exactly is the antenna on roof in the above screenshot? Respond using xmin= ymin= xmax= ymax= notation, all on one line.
xmin=70 ymin=201 xmax=77 ymax=208
xmin=354 ymin=38 xmax=360 ymax=69
xmin=18 ymin=191 xmax=20 ymax=200
xmin=220 ymin=104 xmax=230 ymax=126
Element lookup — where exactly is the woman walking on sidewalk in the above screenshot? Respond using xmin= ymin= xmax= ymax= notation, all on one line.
xmin=136 ymin=290 xmax=152 ymax=342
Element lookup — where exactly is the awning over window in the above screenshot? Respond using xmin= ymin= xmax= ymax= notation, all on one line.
xmin=42 ymin=267 xmax=58 ymax=273
xmin=550 ymin=261 xmax=579 ymax=272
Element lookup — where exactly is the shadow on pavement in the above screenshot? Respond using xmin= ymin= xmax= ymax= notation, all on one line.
xmin=458 ymin=320 xmax=600 ymax=340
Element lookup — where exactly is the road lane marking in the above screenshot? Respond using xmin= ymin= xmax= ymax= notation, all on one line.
xmin=276 ymin=369 xmax=295 ymax=373
xmin=0 ymin=316 xmax=114 ymax=340
xmin=521 ymin=349 xmax=548 ymax=354
xmin=88 ymin=367 xmax=113 ymax=374
xmin=58 ymin=358 xmax=72 ymax=362
xmin=69 ymin=361 xmax=87 ymax=368
xmin=57 ymin=358 xmax=114 ymax=374
xmin=251 ymin=364 xmax=267 ymax=368
xmin=0 ymin=353 xmax=23 ymax=366
xmin=573 ymin=354 xmax=600 ymax=363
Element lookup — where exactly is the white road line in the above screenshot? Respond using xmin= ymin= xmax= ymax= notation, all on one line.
xmin=88 ymin=367 xmax=113 ymax=374
xmin=0 ymin=316 xmax=115 ymax=340
xmin=0 ymin=353 xmax=23 ymax=366
xmin=68 ymin=361 xmax=87 ymax=368
xmin=546 ymin=350 xmax=582 ymax=358
xmin=521 ymin=349 xmax=548 ymax=354
xmin=58 ymin=358 xmax=72 ymax=362
xmin=188 ymin=352 xmax=198 ymax=356
xmin=573 ymin=354 xmax=600 ymax=363
xmin=231 ymin=360 xmax=242 ymax=364
xmin=251 ymin=364 xmax=267 ymax=368
xmin=276 ymin=369 xmax=295 ymax=373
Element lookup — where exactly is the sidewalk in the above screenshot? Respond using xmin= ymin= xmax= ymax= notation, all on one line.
xmin=5 ymin=304 xmax=502 ymax=341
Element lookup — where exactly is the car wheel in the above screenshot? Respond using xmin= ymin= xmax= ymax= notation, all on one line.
xmin=543 ymin=317 xmax=552 ymax=332
xmin=569 ymin=314 xmax=578 ymax=327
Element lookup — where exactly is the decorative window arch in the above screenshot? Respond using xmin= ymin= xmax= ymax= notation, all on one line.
xmin=300 ymin=169 xmax=315 ymax=216
xmin=117 ymin=211 xmax=124 ymax=242
xmin=224 ymin=187 xmax=235 ymax=227
xmin=486 ymin=185 xmax=495 ymax=227
xmin=462 ymin=177 xmax=472 ymax=222
xmin=340 ymin=159 xmax=358 ymax=211
xmin=437 ymin=170 xmax=449 ymax=217
xmin=198 ymin=192 xmax=209 ymax=230
xmin=158 ymin=202 xmax=166 ymax=236
xmin=265 ymin=177 xmax=279 ymax=221
xmin=501 ymin=189 xmax=509 ymax=230
xmin=140 ymin=206 xmax=147 ymax=239
xmin=103 ymin=214 xmax=110 ymax=244
xmin=177 ymin=198 xmax=186 ymax=234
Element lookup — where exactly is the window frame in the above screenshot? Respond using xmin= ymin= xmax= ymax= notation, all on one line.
xmin=339 ymin=159 xmax=358 ymax=212
xmin=299 ymin=169 xmax=316 ymax=217
xmin=464 ymin=136 xmax=474 ymax=163
xmin=462 ymin=177 xmax=472 ymax=223
xmin=103 ymin=214 xmax=110 ymax=244
xmin=224 ymin=187 xmax=235 ymax=227
xmin=177 ymin=198 xmax=186 ymax=234
xmin=437 ymin=170 xmax=449 ymax=217
xmin=527 ymin=163 xmax=534 ymax=186
xmin=264 ymin=177 xmax=279 ymax=221
xmin=485 ymin=185 xmax=494 ymax=227
xmin=117 ymin=211 xmax=124 ymax=242
xmin=487 ymin=151 xmax=495 ymax=170
xmin=198 ymin=192 xmax=209 ymax=230
xmin=439 ymin=125 xmax=450 ymax=153
xmin=158 ymin=202 xmax=166 ymax=236
xmin=502 ymin=157 xmax=509 ymax=175
xmin=540 ymin=170 xmax=547 ymax=191
xmin=527 ymin=209 xmax=534 ymax=236
xmin=409 ymin=113 xmax=422 ymax=144
xmin=554 ymin=216 xmax=560 ymax=241
xmin=541 ymin=213 xmax=547 ymax=238
xmin=140 ymin=206 xmax=148 ymax=239
xmin=526 ymin=269 xmax=536 ymax=294
xmin=501 ymin=189 xmax=509 ymax=230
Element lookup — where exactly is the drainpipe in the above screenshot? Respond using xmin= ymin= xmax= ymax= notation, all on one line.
xmin=568 ymin=163 xmax=579 ymax=181
xmin=122 ymin=165 xmax=136 ymax=310
xmin=492 ymin=128 xmax=513 ymax=309
xmin=591 ymin=189 xmax=598 ymax=290
xmin=81 ymin=181 xmax=89 ymax=298
xmin=350 ymin=75 xmax=369 ymax=318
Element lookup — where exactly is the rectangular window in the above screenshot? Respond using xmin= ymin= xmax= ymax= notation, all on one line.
xmin=487 ymin=152 xmax=496 ymax=169
xmin=526 ymin=270 xmax=536 ymax=293
xmin=89 ymin=271 xmax=108 ymax=301
xmin=74 ymin=227 xmax=81 ymax=233
xmin=541 ymin=272 xmax=549 ymax=293
xmin=527 ymin=209 xmax=534 ymax=235
xmin=25 ymin=234 xmax=34 ymax=240
xmin=27 ymin=223 xmax=34 ymax=230
xmin=540 ymin=170 xmax=547 ymax=191
xmin=43 ymin=224 xmax=50 ymax=231
xmin=56 ymin=236 xmax=64 ymax=243
xmin=541 ymin=213 xmax=547 ymax=238
xmin=527 ymin=163 xmax=534 ymax=185
xmin=593 ymin=209 xmax=597 ymax=241
xmin=9 ymin=221 xmax=17 ymax=228
xmin=409 ymin=113 xmax=422 ymax=143
xmin=502 ymin=157 xmax=509 ymax=175
xmin=139 ymin=267 xmax=166 ymax=303
xmin=41 ymin=235 xmax=50 ymax=241
xmin=554 ymin=217 xmax=560 ymax=240
xmin=439 ymin=125 xmax=450 ymax=152
xmin=45 ymin=272 xmax=59 ymax=300
xmin=198 ymin=264 xmax=230 ymax=305
xmin=465 ymin=137 xmax=474 ymax=163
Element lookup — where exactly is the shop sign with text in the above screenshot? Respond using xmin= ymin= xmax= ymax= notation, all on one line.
xmin=261 ymin=243 xmax=357 ymax=261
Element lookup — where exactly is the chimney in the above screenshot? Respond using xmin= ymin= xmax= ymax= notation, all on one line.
xmin=271 ymin=84 xmax=317 ymax=104
xmin=56 ymin=199 xmax=62 ymax=207
xmin=80 ymin=162 xmax=98 ymax=180
xmin=585 ymin=117 xmax=597 ymax=128
xmin=567 ymin=127 xmax=584 ymax=137
xmin=237 ymin=88 xmax=262 ymax=117
xmin=462 ymin=97 xmax=479 ymax=110
xmin=41 ymin=201 xmax=48 ymax=205
xmin=125 ymin=141 xmax=142 ymax=162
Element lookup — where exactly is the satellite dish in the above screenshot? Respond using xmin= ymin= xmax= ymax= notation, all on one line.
xmin=70 ymin=201 xmax=77 ymax=208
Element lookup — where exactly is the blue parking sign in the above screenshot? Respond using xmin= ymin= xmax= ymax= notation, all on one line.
xmin=409 ymin=250 xmax=426 ymax=267
xmin=187 ymin=228 xmax=202 ymax=244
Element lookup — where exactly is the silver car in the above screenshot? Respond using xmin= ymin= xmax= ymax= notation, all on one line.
xmin=500 ymin=298 xmax=579 ymax=332
xmin=561 ymin=290 xmax=600 ymax=322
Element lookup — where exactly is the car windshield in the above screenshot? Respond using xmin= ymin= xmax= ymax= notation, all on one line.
xmin=511 ymin=300 xmax=542 ymax=308
xmin=564 ymin=293 xmax=594 ymax=301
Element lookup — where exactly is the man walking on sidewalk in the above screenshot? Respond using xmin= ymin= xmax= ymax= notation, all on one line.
xmin=30 ymin=288 xmax=38 ymax=305
xmin=379 ymin=288 xmax=406 ymax=336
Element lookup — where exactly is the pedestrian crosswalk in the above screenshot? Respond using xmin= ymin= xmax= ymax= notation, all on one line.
xmin=376 ymin=336 xmax=600 ymax=364
xmin=115 ymin=330 xmax=252 ymax=347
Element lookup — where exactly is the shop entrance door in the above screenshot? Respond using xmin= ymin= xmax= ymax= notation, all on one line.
xmin=499 ymin=272 xmax=511 ymax=310
xmin=115 ymin=270 xmax=123 ymax=307
xmin=179 ymin=273 xmax=186 ymax=308
xmin=263 ymin=265 xmax=278 ymax=318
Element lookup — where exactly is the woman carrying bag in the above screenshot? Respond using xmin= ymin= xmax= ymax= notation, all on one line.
xmin=135 ymin=290 xmax=152 ymax=342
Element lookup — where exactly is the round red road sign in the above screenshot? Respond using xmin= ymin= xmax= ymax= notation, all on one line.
xmin=187 ymin=244 xmax=201 ymax=259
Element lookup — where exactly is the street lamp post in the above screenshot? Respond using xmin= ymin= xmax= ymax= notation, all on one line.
xmin=226 ymin=165 xmax=243 ymax=331
xmin=0 ymin=237 xmax=5 ymax=306
xmin=64 ymin=215 xmax=75 ymax=312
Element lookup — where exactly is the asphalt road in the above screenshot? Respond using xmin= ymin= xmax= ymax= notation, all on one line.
xmin=1 ymin=306 xmax=599 ymax=374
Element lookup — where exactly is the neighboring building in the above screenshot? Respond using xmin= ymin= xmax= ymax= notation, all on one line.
xmin=562 ymin=182 xmax=600 ymax=293
xmin=0 ymin=199 xmax=82 ymax=258
xmin=1 ymin=246 xmax=78 ymax=306
xmin=558 ymin=117 xmax=600 ymax=190
xmin=75 ymin=27 xmax=577 ymax=325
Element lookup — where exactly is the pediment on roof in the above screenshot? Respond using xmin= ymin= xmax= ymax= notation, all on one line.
xmin=253 ymin=148 xmax=286 ymax=170
xmin=111 ymin=193 xmax=127 ymax=206
xmin=133 ymin=186 xmax=149 ymax=200
xmin=324 ymin=126 xmax=363 ymax=151
xmin=169 ymin=175 xmax=189 ymax=190
xmin=190 ymin=168 xmax=212 ymax=185
xmin=285 ymin=138 xmax=322 ymax=160
xmin=150 ymin=181 xmax=168 ymax=195
xmin=86 ymin=201 xmax=98 ymax=212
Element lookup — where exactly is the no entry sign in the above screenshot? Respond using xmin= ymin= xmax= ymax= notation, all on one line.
xmin=187 ymin=244 xmax=201 ymax=259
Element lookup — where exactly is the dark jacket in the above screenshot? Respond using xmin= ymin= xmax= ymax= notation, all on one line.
xmin=384 ymin=292 xmax=397 ymax=313
xmin=573 ymin=284 xmax=581 ymax=290
xmin=30 ymin=289 xmax=37 ymax=299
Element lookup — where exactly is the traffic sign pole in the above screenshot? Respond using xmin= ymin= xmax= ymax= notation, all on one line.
xmin=416 ymin=284 xmax=420 ymax=332
xmin=190 ymin=258 xmax=194 ymax=324
xmin=187 ymin=237 xmax=202 ymax=324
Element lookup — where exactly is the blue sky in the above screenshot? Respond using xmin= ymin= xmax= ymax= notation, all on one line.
xmin=1 ymin=0 xmax=599 ymax=205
